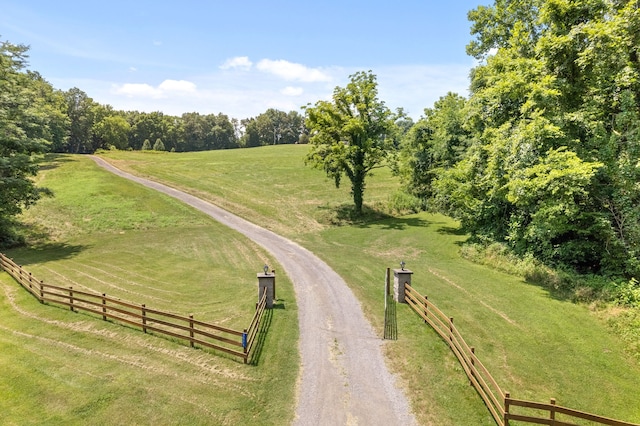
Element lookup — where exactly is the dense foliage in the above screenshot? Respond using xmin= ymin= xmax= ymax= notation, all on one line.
xmin=400 ymin=0 xmax=640 ymax=278
xmin=0 ymin=41 xmax=56 ymax=245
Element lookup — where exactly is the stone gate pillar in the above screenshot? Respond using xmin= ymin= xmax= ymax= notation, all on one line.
xmin=257 ymin=266 xmax=275 ymax=309
xmin=393 ymin=267 xmax=413 ymax=303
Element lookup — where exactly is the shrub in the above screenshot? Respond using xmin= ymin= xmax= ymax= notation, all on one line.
xmin=387 ymin=191 xmax=425 ymax=215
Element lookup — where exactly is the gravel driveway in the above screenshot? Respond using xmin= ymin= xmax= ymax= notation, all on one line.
xmin=92 ymin=156 xmax=417 ymax=425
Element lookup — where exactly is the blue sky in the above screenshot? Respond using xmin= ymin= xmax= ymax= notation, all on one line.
xmin=1 ymin=1 xmax=487 ymax=120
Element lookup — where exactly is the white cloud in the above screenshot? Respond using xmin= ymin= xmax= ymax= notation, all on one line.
xmin=281 ymin=86 xmax=304 ymax=96
xmin=112 ymin=79 xmax=197 ymax=99
xmin=158 ymin=79 xmax=197 ymax=93
xmin=113 ymin=83 xmax=162 ymax=98
xmin=256 ymin=59 xmax=332 ymax=82
xmin=220 ymin=56 xmax=253 ymax=70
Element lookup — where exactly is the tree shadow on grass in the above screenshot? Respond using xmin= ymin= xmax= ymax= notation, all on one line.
xmin=3 ymin=242 xmax=87 ymax=266
xmin=316 ymin=203 xmax=432 ymax=230
xmin=437 ymin=225 xmax=467 ymax=236
xmin=316 ymin=203 xmax=393 ymax=227
xmin=37 ymin=153 xmax=74 ymax=171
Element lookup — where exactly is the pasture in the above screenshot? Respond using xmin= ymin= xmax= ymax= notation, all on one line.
xmin=1 ymin=154 xmax=298 ymax=425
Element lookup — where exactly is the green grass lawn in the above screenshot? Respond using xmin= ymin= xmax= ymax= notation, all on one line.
xmin=97 ymin=146 xmax=640 ymax=424
xmin=1 ymin=154 xmax=299 ymax=425
xmin=3 ymin=147 xmax=640 ymax=425
xmin=98 ymin=145 xmax=401 ymax=238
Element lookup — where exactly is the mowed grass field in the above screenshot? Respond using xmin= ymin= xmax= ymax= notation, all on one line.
xmin=1 ymin=154 xmax=299 ymax=425
xmin=99 ymin=146 xmax=640 ymax=424
xmin=1 ymin=146 xmax=639 ymax=425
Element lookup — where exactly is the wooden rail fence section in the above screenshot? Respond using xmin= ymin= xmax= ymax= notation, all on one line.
xmin=404 ymin=283 xmax=639 ymax=426
xmin=0 ymin=253 xmax=267 ymax=364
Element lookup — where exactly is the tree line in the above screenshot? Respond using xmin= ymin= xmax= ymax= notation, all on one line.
xmin=4 ymin=61 xmax=307 ymax=155
xmin=62 ymin=89 xmax=306 ymax=153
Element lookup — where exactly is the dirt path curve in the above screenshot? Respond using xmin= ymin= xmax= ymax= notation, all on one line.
xmin=92 ymin=156 xmax=417 ymax=425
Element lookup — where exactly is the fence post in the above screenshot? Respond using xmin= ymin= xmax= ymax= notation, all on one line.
xmin=386 ymin=268 xmax=390 ymax=296
xmin=39 ymin=280 xmax=44 ymax=303
xmin=449 ymin=317 xmax=454 ymax=345
xmin=504 ymin=392 xmax=510 ymax=426
xmin=424 ymin=295 xmax=428 ymax=323
xmin=272 ymin=269 xmax=276 ymax=300
xmin=189 ymin=314 xmax=195 ymax=348
xmin=470 ymin=347 xmax=476 ymax=386
xmin=69 ymin=287 xmax=74 ymax=312
xmin=242 ymin=329 xmax=248 ymax=364
xmin=102 ymin=293 xmax=107 ymax=320
xmin=28 ymin=272 xmax=34 ymax=290
xmin=142 ymin=304 xmax=147 ymax=333
xmin=550 ymin=398 xmax=556 ymax=423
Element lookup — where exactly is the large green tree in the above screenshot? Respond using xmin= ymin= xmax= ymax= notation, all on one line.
xmin=93 ymin=114 xmax=130 ymax=150
xmin=304 ymin=71 xmax=397 ymax=214
xmin=0 ymin=40 xmax=52 ymax=245
xmin=64 ymin=87 xmax=98 ymax=153
xmin=435 ymin=0 xmax=640 ymax=276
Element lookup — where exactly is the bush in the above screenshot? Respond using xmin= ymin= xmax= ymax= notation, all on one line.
xmin=387 ymin=191 xmax=425 ymax=215
xmin=459 ymin=241 xmax=629 ymax=303
xmin=613 ymin=278 xmax=640 ymax=308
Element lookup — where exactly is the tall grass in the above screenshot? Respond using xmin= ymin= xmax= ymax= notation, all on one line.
xmin=1 ymin=154 xmax=299 ymax=425
xmin=97 ymin=147 xmax=640 ymax=424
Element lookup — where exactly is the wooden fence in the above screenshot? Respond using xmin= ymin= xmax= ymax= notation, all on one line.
xmin=0 ymin=253 xmax=267 ymax=364
xmin=404 ymin=283 xmax=639 ymax=426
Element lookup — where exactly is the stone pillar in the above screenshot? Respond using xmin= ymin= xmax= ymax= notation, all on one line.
xmin=393 ymin=268 xmax=413 ymax=303
xmin=257 ymin=271 xmax=275 ymax=308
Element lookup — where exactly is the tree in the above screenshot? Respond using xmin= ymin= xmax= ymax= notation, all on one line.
xmin=64 ymin=87 xmax=97 ymax=153
xmin=128 ymin=111 xmax=171 ymax=151
xmin=0 ymin=40 xmax=51 ymax=245
xmin=398 ymin=93 xmax=470 ymax=201
xmin=153 ymin=138 xmax=165 ymax=151
xmin=27 ymin=71 xmax=69 ymax=153
xmin=93 ymin=115 xmax=130 ymax=150
xmin=434 ymin=0 xmax=640 ymax=276
xmin=141 ymin=139 xmax=152 ymax=150
xmin=304 ymin=71 xmax=397 ymax=214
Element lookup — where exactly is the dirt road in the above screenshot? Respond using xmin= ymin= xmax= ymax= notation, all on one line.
xmin=92 ymin=156 xmax=417 ymax=425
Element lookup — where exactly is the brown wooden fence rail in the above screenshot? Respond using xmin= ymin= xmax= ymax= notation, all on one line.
xmin=244 ymin=288 xmax=267 ymax=362
xmin=404 ymin=283 xmax=640 ymax=426
xmin=0 ymin=253 xmax=265 ymax=364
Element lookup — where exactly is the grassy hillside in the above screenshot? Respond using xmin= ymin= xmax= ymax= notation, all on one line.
xmin=3 ymin=146 xmax=639 ymax=424
xmin=1 ymin=154 xmax=299 ymax=425
xmin=98 ymin=145 xmax=401 ymax=238
xmin=99 ymin=146 xmax=640 ymax=424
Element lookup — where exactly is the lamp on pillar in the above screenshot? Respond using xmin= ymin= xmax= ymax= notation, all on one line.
xmin=257 ymin=265 xmax=275 ymax=308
